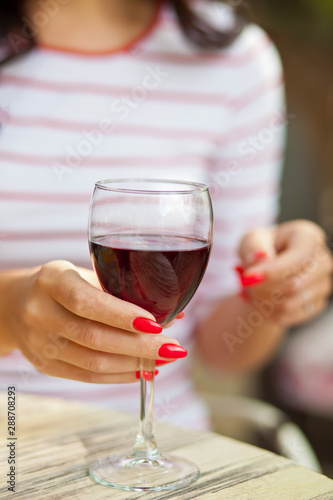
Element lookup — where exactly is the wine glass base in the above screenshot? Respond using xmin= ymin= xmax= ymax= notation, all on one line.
xmin=89 ymin=452 xmax=200 ymax=492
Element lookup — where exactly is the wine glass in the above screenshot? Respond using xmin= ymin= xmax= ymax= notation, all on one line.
xmin=88 ymin=179 xmax=213 ymax=492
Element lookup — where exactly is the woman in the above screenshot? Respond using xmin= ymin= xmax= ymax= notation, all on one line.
xmin=0 ymin=0 xmax=332 ymax=430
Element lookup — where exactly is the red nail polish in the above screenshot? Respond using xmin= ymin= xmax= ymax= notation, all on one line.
xmin=136 ymin=369 xmax=159 ymax=380
xmin=241 ymin=274 xmax=265 ymax=287
xmin=133 ymin=317 xmax=162 ymax=334
xmin=239 ymin=289 xmax=250 ymax=302
xmin=177 ymin=312 xmax=185 ymax=319
xmin=155 ymin=359 xmax=176 ymax=366
xmin=254 ymin=251 xmax=268 ymax=260
xmin=235 ymin=265 xmax=244 ymax=276
xmin=158 ymin=344 xmax=187 ymax=359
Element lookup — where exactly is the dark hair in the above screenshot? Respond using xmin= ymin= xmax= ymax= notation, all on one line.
xmin=0 ymin=0 xmax=248 ymax=65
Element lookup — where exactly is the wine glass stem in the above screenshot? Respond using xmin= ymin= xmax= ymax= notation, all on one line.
xmin=132 ymin=358 xmax=160 ymax=459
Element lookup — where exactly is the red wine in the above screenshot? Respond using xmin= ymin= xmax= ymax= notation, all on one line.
xmin=90 ymin=234 xmax=211 ymax=325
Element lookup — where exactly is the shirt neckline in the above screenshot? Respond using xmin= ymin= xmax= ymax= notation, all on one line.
xmin=36 ymin=0 xmax=163 ymax=57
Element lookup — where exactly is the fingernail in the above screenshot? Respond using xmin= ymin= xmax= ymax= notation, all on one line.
xmin=158 ymin=344 xmax=188 ymax=359
xmin=241 ymin=274 xmax=265 ymax=287
xmin=155 ymin=359 xmax=176 ymax=366
xmin=136 ymin=369 xmax=159 ymax=380
xmin=133 ymin=317 xmax=162 ymax=334
xmin=239 ymin=289 xmax=250 ymax=302
xmin=177 ymin=312 xmax=185 ymax=319
xmin=254 ymin=251 xmax=268 ymax=260
xmin=234 ymin=265 xmax=244 ymax=276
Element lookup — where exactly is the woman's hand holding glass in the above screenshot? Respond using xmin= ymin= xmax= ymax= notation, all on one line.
xmin=7 ymin=260 xmax=185 ymax=383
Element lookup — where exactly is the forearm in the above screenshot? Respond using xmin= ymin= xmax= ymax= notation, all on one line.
xmin=196 ymin=294 xmax=287 ymax=373
xmin=0 ymin=268 xmax=38 ymax=355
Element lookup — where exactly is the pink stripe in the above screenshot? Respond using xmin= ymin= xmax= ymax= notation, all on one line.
xmin=211 ymin=182 xmax=279 ymax=200
xmin=232 ymin=76 xmax=284 ymax=109
xmin=0 ymin=260 xmax=92 ymax=270
xmin=0 ymin=190 xmax=90 ymax=203
xmin=210 ymin=245 xmax=236 ymax=259
xmin=213 ymin=148 xmax=285 ymax=170
xmin=0 ymin=74 xmax=232 ymax=106
xmin=213 ymin=213 xmax=276 ymax=232
xmin=0 ymin=230 xmax=87 ymax=241
xmin=133 ymin=35 xmax=272 ymax=67
xmin=0 ymin=150 xmax=207 ymax=168
xmin=5 ymin=112 xmax=286 ymax=151
xmin=217 ymin=112 xmax=287 ymax=148
xmin=0 ymin=73 xmax=282 ymax=108
xmin=6 ymin=115 xmax=218 ymax=143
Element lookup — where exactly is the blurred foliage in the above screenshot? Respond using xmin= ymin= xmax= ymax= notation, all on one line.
xmin=248 ymin=0 xmax=333 ymax=41
xmin=305 ymin=0 xmax=333 ymax=19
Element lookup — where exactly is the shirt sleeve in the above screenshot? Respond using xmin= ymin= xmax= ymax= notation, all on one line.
xmin=190 ymin=25 xmax=286 ymax=319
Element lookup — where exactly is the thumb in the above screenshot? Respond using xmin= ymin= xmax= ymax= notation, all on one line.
xmin=238 ymin=227 xmax=276 ymax=270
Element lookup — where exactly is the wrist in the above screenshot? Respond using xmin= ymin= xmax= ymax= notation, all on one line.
xmin=0 ymin=267 xmax=39 ymax=355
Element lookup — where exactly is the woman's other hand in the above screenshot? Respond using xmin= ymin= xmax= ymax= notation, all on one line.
xmin=237 ymin=220 xmax=333 ymax=327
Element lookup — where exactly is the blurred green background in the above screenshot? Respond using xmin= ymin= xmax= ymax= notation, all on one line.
xmin=251 ymin=0 xmax=333 ymax=36
xmin=249 ymin=0 xmax=333 ymax=236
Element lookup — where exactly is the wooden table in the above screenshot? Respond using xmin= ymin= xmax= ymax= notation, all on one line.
xmin=1 ymin=392 xmax=333 ymax=499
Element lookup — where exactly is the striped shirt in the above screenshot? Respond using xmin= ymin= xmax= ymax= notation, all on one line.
xmin=0 ymin=2 xmax=285 ymax=429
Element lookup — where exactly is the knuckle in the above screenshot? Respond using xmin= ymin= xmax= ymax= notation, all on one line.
xmin=135 ymin=338 xmax=147 ymax=358
xmin=35 ymin=264 xmax=53 ymax=287
xmin=86 ymin=354 xmax=107 ymax=374
xmin=135 ymin=335 xmax=159 ymax=358
xmin=68 ymin=287 xmax=86 ymax=314
xmin=297 ymin=219 xmax=325 ymax=239
xmin=21 ymin=297 xmax=40 ymax=326
xmin=81 ymin=324 xmax=103 ymax=350
xmin=79 ymin=371 xmax=101 ymax=384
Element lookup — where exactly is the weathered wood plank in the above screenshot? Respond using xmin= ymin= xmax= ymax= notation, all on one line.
xmin=1 ymin=393 xmax=333 ymax=499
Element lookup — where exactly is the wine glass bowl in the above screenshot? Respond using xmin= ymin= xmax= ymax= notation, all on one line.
xmin=88 ymin=179 xmax=213 ymax=492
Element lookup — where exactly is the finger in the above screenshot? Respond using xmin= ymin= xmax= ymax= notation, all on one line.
xmin=76 ymin=266 xmax=102 ymax=289
xmin=62 ymin=314 xmax=179 ymax=360
xmin=243 ymin=261 xmax=332 ymax=303
xmin=274 ymin=297 xmax=329 ymax=328
xmin=273 ymin=276 xmax=332 ymax=316
xmin=39 ymin=260 xmax=162 ymax=333
xmin=45 ymin=338 xmax=140 ymax=374
xmin=238 ymin=227 xmax=276 ymax=267
xmin=242 ymin=247 xmax=333 ymax=302
xmin=42 ymin=359 xmax=139 ymax=384
xmin=284 ymin=259 xmax=333 ymax=295
xmin=30 ymin=297 xmax=180 ymax=360
xmin=244 ymin=226 xmax=330 ymax=281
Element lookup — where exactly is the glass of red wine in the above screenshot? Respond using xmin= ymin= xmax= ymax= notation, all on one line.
xmin=88 ymin=179 xmax=213 ymax=492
